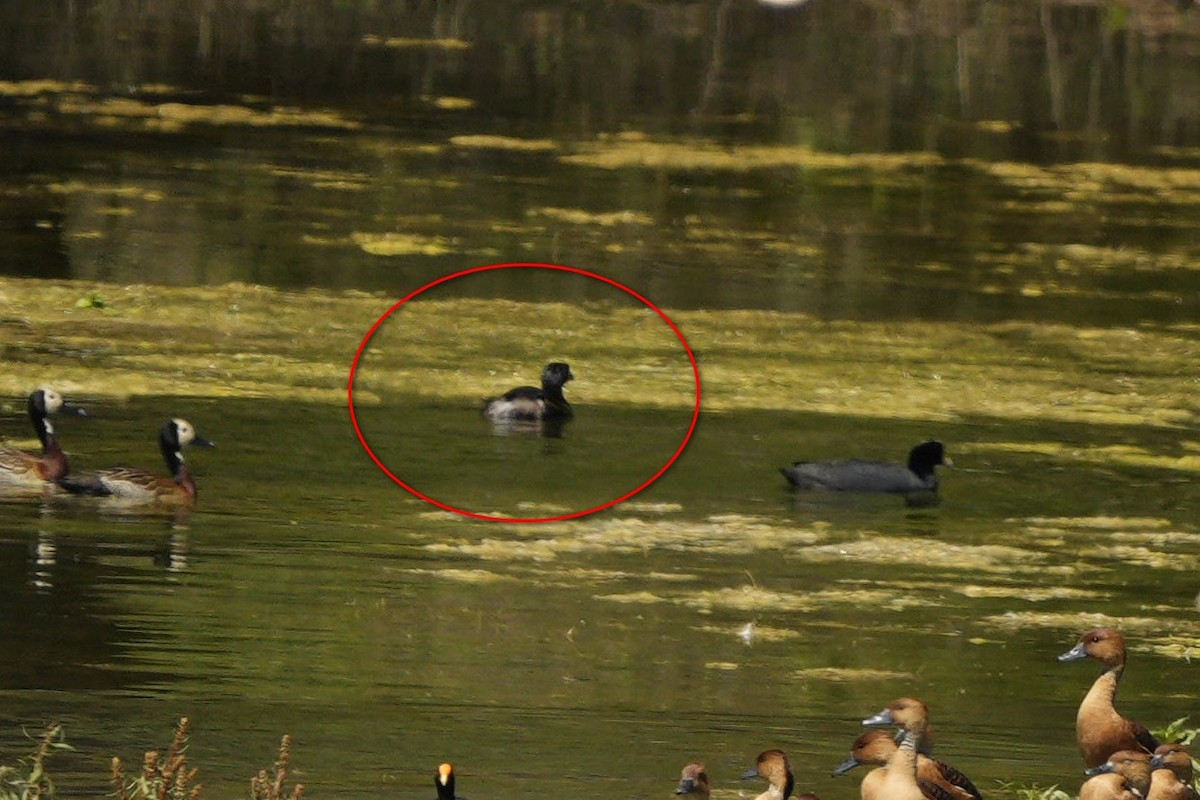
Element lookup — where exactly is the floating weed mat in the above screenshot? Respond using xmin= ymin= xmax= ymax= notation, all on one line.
xmin=1 ymin=278 xmax=1196 ymax=435
xmin=560 ymin=134 xmax=943 ymax=172
xmin=793 ymin=667 xmax=917 ymax=682
xmin=800 ymin=536 xmax=1047 ymax=574
xmin=981 ymin=611 xmax=1200 ymax=645
xmin=595 ymin=583 xmax=937 ymax=615
xmin=423 ymin=514 xmax=826 ymax=561
xmin=0 ymin=80 xmax=360 ymax=132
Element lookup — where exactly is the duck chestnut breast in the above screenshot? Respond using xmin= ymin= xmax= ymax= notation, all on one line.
xmin=0 ymin=387 xmax=88 ymax=487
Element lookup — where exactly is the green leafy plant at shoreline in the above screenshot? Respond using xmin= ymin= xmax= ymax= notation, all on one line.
xmin=1153 ymin=717 xmax=1200 ymax=787
xmin=0 ymin=724 xmax=73 ymax=800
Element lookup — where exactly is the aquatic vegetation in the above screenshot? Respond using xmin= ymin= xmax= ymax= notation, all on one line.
xmin=527 ymin=207 xmax=655 ymax=227
xmin=351 ymin=232 xmax=458 ymax=256
xmin=360 ymin=35 xmax=471 ymax=50
xmin=560 ymin=135 xmax=944 ymax=172
xmin=0 ymin=724 xmax=72 ymax=800
xmin=792 ymin=667 xmax=917 ymax=682
xmin=111 ymin=718 xmax=303 ymax=800
xmin=802 ymin=537 xmax=1045 ymax=574
xmin=249 ymin=735 xmax=303 ymax=800
xmin=112 ymin=718 xmax=200 ymax=800
xmin=1153 ymin=717 xmax=1198 ymax=747
xmin=425 ymin=515 xmax=825 ymax=561
xmin=449 ymin=135 xmax=557 ymax=152
xmin=981 ymin=612 xmax=1199 ymax=642
xmin=994 ymin=783 xmax=1073 ymax=800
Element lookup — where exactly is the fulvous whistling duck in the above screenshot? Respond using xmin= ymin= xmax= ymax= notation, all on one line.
xmin=741 ymin=749 xmax=796 ymax=800
xmin=1058 ymin=628 xmax=1160 ymax=768
xmin=676 ymin=763 xmax=711 ymax=799
xmin=0 ymin=388 xmax=86 ymax=490
xmin=834 ymin=727 xmax=981 ymax=800
xmin=1087 ymin=750 xmax=1153 ymax=797
xmin=862 ymin=697 xmax=939 ymax=756
xmin=1079 ymin=771 xmax=1143 ymax=800
xmin=60 ymin=418 xmax=214 ymax=506
xmin=1150 ymin=745 xmax=1199 ymax=800
xmin=781 ymin=441 xmax=948 ymax=494
xmin=482 ymin=362 xmax=574 ymax=421
xmin=861 ymin=697 xmax=938 ymax=800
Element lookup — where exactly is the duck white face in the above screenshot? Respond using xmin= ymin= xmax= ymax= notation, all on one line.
xmin=38 ymin=387 xmax=65 ymax=414
xmin=173 ymin=418 xmax=199 ymax=446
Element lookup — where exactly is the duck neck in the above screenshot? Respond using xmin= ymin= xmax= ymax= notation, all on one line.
xmin=756 ymin=778 xmax=792 ymax=800
xmin=886 ymin=730 xmax=920 ymax=785
xmin=542 ymin=382 xmax=567 ymax=405
xmin=159 ymin=435 xmax=197 ymax=499
xmin=37 ymin=420 xmax=70 ymax=481
xmin=29 ymin=399 xmax=52 ymax=451
xmin=1082 ymin=665 xmax=1123 ymax=716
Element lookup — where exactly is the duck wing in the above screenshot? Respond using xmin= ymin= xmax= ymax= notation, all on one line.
xmin=933 ymin=759 xmax=984 ymax=800
xmin=61 ymin=467 xmax=172 ymax=500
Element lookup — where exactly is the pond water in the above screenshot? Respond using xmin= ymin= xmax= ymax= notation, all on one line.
xmin=1 ymin=3 xmax=1199 ymax=800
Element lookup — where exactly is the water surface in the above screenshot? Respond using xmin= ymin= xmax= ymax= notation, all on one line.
xmin=1 ymin=3 xmax=1199 ymax=800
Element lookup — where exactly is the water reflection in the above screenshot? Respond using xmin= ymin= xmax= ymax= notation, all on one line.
xmin=486 ymin=416 xmax=571 ymax=439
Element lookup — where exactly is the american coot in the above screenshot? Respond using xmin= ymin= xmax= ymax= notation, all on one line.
xmin=675 ymin=763 xmax=711 ymax=799
xmin=60 ymin=418 xmax=215 ymax=506
xmin=434 ymin=763 xmax=462 ymax=800
xmin=780 ymin=441 xmax=948 ymax=494
xmin=0 ymin=387 xmax=87 ymax=488
xmin=741 ymin=750 xmax=796 ymax=800
xmin=1058 ymin=628 xmax=1159 ymax=769
xmin=482 ymin=362 xmax=574 ymax=421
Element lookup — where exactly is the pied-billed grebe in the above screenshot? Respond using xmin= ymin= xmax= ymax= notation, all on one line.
xmin=482 ymin=362 xmax=574 ymax=421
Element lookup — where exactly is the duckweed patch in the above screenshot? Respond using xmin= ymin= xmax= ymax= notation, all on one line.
xmin=424 ymin=516 xmax=825 ymax=561
xmin=954 ymin=585 xmax=1101 ymax=601
xmin=560 ymin=136 xmax=943 ymax=172
xmin=3 ymin=81 xmax=362 ymax=132
xmin=2 ymin=278 xmax=1195 ymax=441
xmin=802 ymin=537 xmax=1045 ymax=574
xmin=449 ymin=135 xmax=557 ymax=152
xmin=696 ymin=623 xmax=801 ymax=642
xmin=792 ymin=667 xmax=917 ymax=682
xmin=527 ymin=207 xmax=655 ymax=227
xmin=981 ymin=611 xmax=1189 ymax=637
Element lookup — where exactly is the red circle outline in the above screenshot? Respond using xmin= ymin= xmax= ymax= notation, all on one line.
xmin=347 ymin=262 xmax=702 ymax=523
